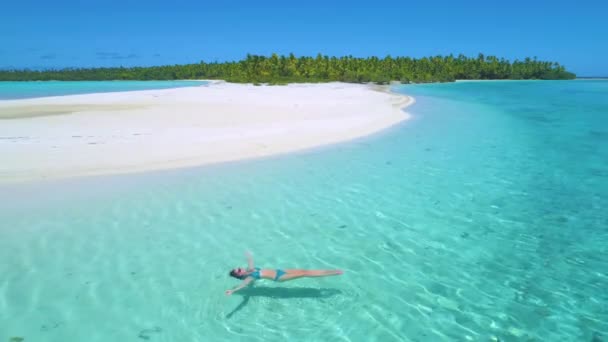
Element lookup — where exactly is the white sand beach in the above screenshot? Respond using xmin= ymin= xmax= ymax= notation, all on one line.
xmin=0 ymin=82 xmax=413 ymax=182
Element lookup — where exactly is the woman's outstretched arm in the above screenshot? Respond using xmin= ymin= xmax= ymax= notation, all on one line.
xmin=245 ymin=251 xmax=255 ymax=271
xmin=225 ymin=277 xmax=253 ymax=296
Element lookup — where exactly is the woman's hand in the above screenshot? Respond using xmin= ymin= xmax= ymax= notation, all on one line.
xmin=225 ymin=277 xmax=253 ymax=297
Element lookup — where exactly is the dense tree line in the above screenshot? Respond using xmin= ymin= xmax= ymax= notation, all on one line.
xmin=0 ymin=53 xmax=575 ymax=84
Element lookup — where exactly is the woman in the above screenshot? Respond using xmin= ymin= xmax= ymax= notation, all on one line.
xmin=226 ymin=251 xmax=343 ymax=296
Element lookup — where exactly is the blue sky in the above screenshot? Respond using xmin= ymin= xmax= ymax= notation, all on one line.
xmin=1 ymin=0 xmax=607 ymax=75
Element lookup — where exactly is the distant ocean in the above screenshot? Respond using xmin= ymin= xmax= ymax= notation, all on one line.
xmin=0 ymin=80 xmax=606 ymax=341
xmin=0 ymin=80 xmax=208 ymax=100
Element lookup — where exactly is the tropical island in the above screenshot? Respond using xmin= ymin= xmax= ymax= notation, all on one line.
xmin=0 ymin=53 xmax=577 ymax=181
xmin=0 ymin=53 xmax=575 ymax=83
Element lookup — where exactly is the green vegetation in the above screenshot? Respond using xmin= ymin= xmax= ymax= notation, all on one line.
xmin=0 ymin=53 xmax=575 ymax=83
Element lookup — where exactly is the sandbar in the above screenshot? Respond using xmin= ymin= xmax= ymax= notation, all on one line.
xmin=0 ymin=82 xmax=413 ymax=182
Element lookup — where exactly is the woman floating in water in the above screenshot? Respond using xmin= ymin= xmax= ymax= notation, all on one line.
xmin=226 ymin=251 xmax=343 ymax=296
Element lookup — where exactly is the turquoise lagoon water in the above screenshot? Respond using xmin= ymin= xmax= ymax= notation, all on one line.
xmin=0 ymin=80 xmax=606 ymax=341
xmin=0 ymin=80 xmax=208 ymax=100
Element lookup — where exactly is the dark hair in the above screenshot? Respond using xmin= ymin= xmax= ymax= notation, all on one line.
xmin=229 ymin=269 xmax=245 ymax=279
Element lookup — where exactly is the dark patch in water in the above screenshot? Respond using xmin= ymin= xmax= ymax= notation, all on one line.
xmin=517 ymin=106 xmax=557 ymax=123
xmin=589 ymin=168 xmax=608 ymax=178
xmin=591 ymin=331 xmax=603 ymax=342
xmin=225 ymin=205 xmax=232 ymax=210
xmin=588 ymin=130 xmax=608 ymax=139
xmin=9 ymin=337 xmax=24 ymax=342
xmin=383 ymin=240 xmax=406 ymax=255
xmin=460 ymin=232 xmax=470 ymax=239
xmin=424 ymin=147 xmax=432 ymax=152
xmin=40 ymin=322 xmax=62 ymax=332
xmin=385 ymin=161 xmax=392 ymax=165
xmin=138 ymin=326 xmax=162 ymax=340
xmin=338 ymin=224 xmax=347 ymax=229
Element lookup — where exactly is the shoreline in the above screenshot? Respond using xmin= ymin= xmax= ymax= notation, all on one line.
xmin=0 ymin=82 xmax=414 ymax=183
xmin=0 ymin=80 xmax=210 ymax=102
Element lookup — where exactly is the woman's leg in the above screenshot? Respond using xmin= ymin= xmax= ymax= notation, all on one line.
xmin=278 ymin=269 xmax=343 ymax=282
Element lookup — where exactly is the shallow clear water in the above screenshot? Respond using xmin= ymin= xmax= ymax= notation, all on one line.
xmin=0 ymin=80 xmax=208 ymax=100
xmin=0 ymin=80 xmax=606 ymax=341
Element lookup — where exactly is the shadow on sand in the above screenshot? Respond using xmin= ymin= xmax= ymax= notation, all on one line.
xmin=226 ymin=287 xmax=341 ymax=319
